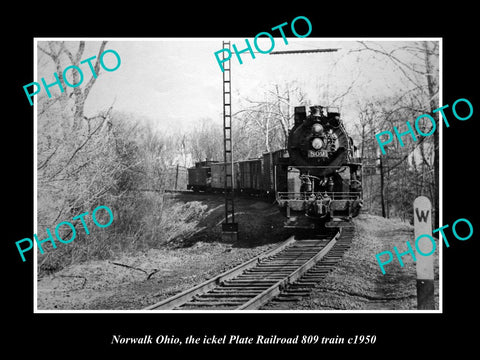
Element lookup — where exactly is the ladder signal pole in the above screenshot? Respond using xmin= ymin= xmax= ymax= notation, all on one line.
xmin=221 ymin=41 xmax=238 ymax=241
xmin=218 ymin=45 xmax=338 ymax=241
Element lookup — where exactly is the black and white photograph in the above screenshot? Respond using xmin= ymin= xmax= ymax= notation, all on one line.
xmin=32 ymin=38 xmax=442 ymax=312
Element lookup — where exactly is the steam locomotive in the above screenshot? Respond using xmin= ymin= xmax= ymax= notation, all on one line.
xmin=280 ymin=105 xmax=363 ymax=228
xmin=187 ymin=105 xmax=363 ymax=229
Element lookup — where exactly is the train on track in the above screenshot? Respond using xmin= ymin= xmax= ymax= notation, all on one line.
xmin=187 ymin=105 xmax=363 ymax=229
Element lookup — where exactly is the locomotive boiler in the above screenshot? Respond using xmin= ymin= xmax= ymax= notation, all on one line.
xmin=276 ymin=105 xmax=363 ymax=229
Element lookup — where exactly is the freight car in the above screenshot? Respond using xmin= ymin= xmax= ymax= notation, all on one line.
xmin=186 ymin=160 xmax=217 ymax=192
xmin=186 ymin=105 xmax=362 ymax=230
xmin=187 ymin=150 xmax=288 ymax=195
xmin=237 ymin=159 xmax=263 ymax=195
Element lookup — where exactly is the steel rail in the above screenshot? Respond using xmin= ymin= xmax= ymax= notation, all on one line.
xmin=145 ymin=236 xmax=296 ymax=310
xmin=145 ymin=229 xmax=342 ymax=310
xmin=237 ymin=229 xmax=341 ymax=310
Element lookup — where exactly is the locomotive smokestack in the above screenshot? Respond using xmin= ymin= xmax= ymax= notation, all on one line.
xmin=310 ymin=106 xmax=327 ymax=118
xmin=310 ymin=106 xmax=321 ymax=117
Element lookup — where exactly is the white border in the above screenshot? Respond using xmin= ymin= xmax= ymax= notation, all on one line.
xmin=33 ymin=37 xmax=443 ymax=314
xmin=33 ymin=39 xmax=38 ymax=312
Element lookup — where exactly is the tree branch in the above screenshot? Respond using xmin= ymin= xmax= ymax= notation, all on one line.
xmin=49 ymin=115 xmax=108 ymax=179
xmin=83 ymin=41 xmax=108 ymax=100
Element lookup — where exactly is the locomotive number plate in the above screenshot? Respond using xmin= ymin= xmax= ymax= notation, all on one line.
xmin=308 ymin=150 xmax=328 ymax=158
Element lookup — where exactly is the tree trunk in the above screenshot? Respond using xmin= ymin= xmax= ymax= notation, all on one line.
xmin=379 ymin=155 xmax=386 ymax=218
xmin=423 ymin=41 xmax=439 ymax=229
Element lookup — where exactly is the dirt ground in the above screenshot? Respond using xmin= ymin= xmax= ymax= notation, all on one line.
xmin=263 ymin=213 xmax=440 ymax=310
xmin=37 ymin=193 xmax=292 ymax=310
xmin=37 ymin=193 xmax=440 ymax=311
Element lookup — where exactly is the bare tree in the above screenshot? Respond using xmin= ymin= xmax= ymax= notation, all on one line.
xmin=38 ymin=41 xmax=108 ymax=131
xmin=348 ymin=40 xmax=440 ymax=225
xmin=236 ymin=82 xmax=308 ymax=154
xmin=187 ymin=118 xmax=223 ymax=162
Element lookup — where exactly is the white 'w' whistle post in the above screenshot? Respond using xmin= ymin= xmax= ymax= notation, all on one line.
xmin=413 ymin=196 xmax=435 ymax=310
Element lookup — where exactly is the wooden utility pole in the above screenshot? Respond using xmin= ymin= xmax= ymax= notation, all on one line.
xmin=174 ymin=164 xmax=179 ymax=190
xmin=423 ymin=41 xmax=439 ymax=230
xmin=379 ymin=155 xmax=386 ymax=218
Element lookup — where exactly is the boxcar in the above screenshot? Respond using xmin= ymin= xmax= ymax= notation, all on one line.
xmin=262 ymin=149 xmax=289 ymax=193
xmin=210 ymin=162 xmax=241 ymax=191
xmin=237 ymin=159 xmax=263 ymax=194
xmin=187 ymin=167 xmax=211 ymax=191
xmin=210 ymin=163 xmax=223 ymax=190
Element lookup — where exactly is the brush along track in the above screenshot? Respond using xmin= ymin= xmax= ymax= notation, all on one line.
xmin=145 ymin=228 xmax=351 ymax=310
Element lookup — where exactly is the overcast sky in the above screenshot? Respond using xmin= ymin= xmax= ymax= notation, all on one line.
xmin=36 ymin=38 xmax=438 ymax=133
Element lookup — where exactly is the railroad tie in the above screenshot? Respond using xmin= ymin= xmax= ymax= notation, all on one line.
xmin=146 ymin=228 xmax=353 ymax=310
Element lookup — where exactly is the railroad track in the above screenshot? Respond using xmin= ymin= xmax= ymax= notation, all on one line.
xmin=145 ymin=227 xmax=353 ymax=310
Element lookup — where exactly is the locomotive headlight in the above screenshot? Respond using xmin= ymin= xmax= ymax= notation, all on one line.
xmin=311 ymin=137 xmax=323 ymax=150
xmin=312 ymin=123 xmax=323 ymax=133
